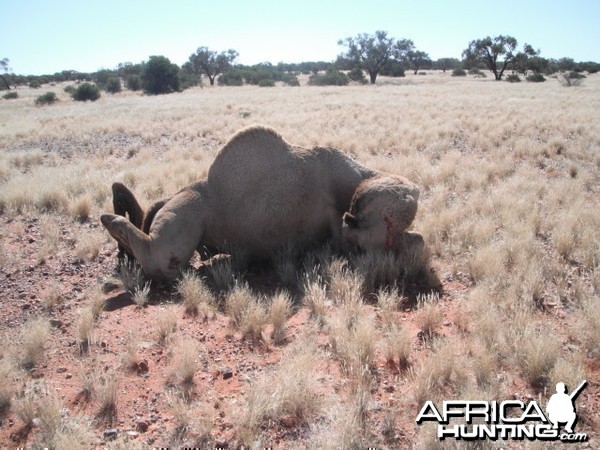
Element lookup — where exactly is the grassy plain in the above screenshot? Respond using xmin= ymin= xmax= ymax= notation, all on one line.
xmin=0 ymin=72 xmax=599 ymax=448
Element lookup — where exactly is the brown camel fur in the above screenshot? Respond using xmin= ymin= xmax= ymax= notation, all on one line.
xmin=101 ymin=126 xmax=420 ymax=280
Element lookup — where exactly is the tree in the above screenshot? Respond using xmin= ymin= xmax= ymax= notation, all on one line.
xmin=142 ymin=55 xmax=181 ymax=94
xmin=435 ymin=58 xmax=461 ymax=72
xmin=407 ymin=50 xmax=432 ymax=74
xmin=337 ymin=31 xmax=397 ymax=84
xmin=186 ymin=47 xmax=238 ymax=86
xmin=462 ymin=35 xmax=538 ymax=80
xmin=1 ymin=58 xmax=12 ymax=90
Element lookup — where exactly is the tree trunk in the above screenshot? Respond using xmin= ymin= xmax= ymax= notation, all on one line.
xmin=0 ymin=74 xmax=10 ymax=90
xmin=369 ymin=71 xmax=377 ymax=84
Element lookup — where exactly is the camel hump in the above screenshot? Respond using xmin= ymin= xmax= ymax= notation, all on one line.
xmin=220 ymin=125 xmax=288 ymax=155
xmin=208 ymin=125 xmax=298 ymax=184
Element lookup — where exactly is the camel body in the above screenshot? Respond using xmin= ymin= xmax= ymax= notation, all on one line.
xmin=102 ymin=126 xmax=419 ymax=280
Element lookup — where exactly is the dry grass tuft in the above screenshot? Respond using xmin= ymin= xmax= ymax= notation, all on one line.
xmin=330 ymin=309 xmax=377 ymax=378
xmin=412 ymin=339 xmax=470 ymax=406
xmin=77 ymin=308 xmax=96 ymax=350
xmin=177 ymin=270 xmax=214 ymax=318
xmin=414 ymin=292 xmax=443 ymax=340
xmin=517 ymin=325 xmax=560 ymax=391
xmin=240 ymin=342 xmax=321 ymax=444
xmin=573 ymin=295 xmax=600 ymax=358
xmin=383 ymin=323 xmax=412 ymax=370
xmin=171 ymin=337 xmax=199 ymax=385
xmin=117 ymin=259 xmax=146 ymax=294
xmin=95 ymin=369 xmax=119 ymax=420
xmin=156 ymin=306 xmax=178 ymax=344
xmin=269 ymin=291 xmax=293 ymax=345
xmin=132 ymin=281 xmax=151 ymax=308
xmin=0 ymin=357 xmax=18 ymax=412
xmin=302 ymin=275 xmax=328 ymax=325
xmin=225 ymin=282 xmax=268 ymax=341
xmin=71 ymin=194 xmax=93 ymax=222
xmin=19 ymin=316 xmax=51 ymax=369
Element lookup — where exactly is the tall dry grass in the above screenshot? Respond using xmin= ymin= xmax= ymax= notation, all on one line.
xmin=1 ymin=72 xmax=599 ymax=446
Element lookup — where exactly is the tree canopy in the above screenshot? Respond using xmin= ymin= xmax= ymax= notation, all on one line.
xmin=338 ymin=31 xmax=401 ymax=84
xmin=141 ymin=55 xmax=181 ymax=95
xmin=185 ymin=47 xmax=238 ymax=86
xmin=462 ymin=35 xmax=538 ymax=80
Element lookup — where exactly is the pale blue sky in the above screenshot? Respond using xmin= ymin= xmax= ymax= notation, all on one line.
xmin=2 ymin=0 xmax=599 ymax=75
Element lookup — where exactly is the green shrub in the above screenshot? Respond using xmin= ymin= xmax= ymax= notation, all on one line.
xmin=29 ymin=80 xmax=41 ymax=89
xmin=218 ymin=70 xmax=244 ymax=86
xmin=469 ymin=68 xmax=487 ymax=78
xmin=105 ymin=77 xmax=121 ymax=94
xmin=348 ymin=67 xmax=367 ymax=84
xmin=3 ymin=91 xmax=18 ymax=100
xmin=63 ymin=85 xmax=76 ymax=95
xmin=452 ymin=68 xmax=467 ymax=77
xmin=282 ymin=73 xmax=300 ymax=86
xmin=380 ymin=61 xmax=405 ymax=77
xmin=258 ymin=79 xmax=275 ymax=87
xmin=142 ymin=55 xmax=181 ymax=94
xmin=179 ymin=71 xmax=201 ymax=90
xmin=308 ymin=69 xmax=349 ymax=86
xmin=506 ymin=74 xmax=521 ymax=83
xmin=34 ymin=92 xmax=58 ymax=106
xmin=72 ymin=83 xmax=101 ymax=101
xmin=526 ymin=73 xmax=546 ymax=83
xmin=126 ymin=75 xmax=141 ymax=91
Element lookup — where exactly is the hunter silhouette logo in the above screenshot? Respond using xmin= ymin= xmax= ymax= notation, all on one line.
xmin=547 ymin=380 xmax=586 ymax=434
xmin=416 ymin=380 xmax=589 ymax=442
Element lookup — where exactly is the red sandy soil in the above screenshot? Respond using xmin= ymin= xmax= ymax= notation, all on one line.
xmin=0 ymin=213 xmax=598 ymax=448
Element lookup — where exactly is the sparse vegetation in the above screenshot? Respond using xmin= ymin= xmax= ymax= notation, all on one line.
xmin=177 ymin=271 xmax=214 ymax=317
xmin=71 ymin=83 xmax=101 ymax=101
xmin=558 ymin=71 xmax=586 ymax=87
xmin=19 ymin=317 xmax=51 ymax=368
xmin=34 ymin=91 xmax=58 ymax=105
xmin=0 ymin=71 xmax=599 ymax=447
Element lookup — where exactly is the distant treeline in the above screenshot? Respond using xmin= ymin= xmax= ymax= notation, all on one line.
xmin=2 ymin=30 xmax=600 ymax=93
xmin=3 ymin=57 xmax=598 ymax=91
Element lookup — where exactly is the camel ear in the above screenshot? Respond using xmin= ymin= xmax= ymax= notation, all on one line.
xmin=112 ymin=182 xmax=144 ymax=230
xmin=343 ymin=212 xmax=358 ymax=229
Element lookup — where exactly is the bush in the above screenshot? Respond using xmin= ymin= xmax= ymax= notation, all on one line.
xmin=380 ymin=61 xmax=405 ymax=77
xmin=469 ymin=68 xmax=487 ymax=78
xmin=526 ymin=73 xmax=546 ymax=83
xmin=34 ymin=92 xmax=58 ymax=106
xmin=63 ymin=85 xmax=76 ymax=95
xmin=142 ymin=55 xmax=181 ymax=94
xmin=308 ymin=69 xmax=349 ymax=86
xmin=218 ymin=70 xmax=244 ymax=86
xmin=506 ymin=74 xmax=521 ymax=83
xmin=179 ymin=71 xmax=201 ymax=90
xmin=105 ymin=77 xmax=121 ymax=93
xmin=72 ymin=83 xmax=101 ymax=101
xmin=29 ymin=80 xmax=41 ymax=89
xmin=3 ymin=91 xmax=18 ymax=100
xmin=282 ymin=73 xmax=300 ymax=86
xmin=258 ymin=79 xmax=275 ymax=87
xmin=126 ymin=75 xmax=141 ymax=91
xmin=558 ymin=71 xmax=586 ymax=87
xmin=452 ymin=68 xmax=467 ymax=77
xmin=348 ymin=67 xmax=367 ymax=84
